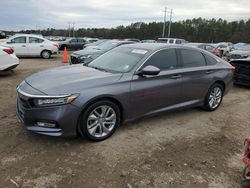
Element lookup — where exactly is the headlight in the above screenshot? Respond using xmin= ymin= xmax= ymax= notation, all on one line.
xmin=79 ymin=55 xmax=91 ymax=60
xmin=33 ymin=94 xmax=79 ymax=107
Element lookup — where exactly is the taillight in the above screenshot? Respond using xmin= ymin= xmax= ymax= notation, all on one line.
xmin=3 ymin=48 xmax=14 ymax=54
xmin=230 ymin=66 xmax=236 ymax=73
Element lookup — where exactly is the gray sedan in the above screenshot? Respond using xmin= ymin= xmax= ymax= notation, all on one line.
xmin=16 ymin=43 xmax=234 ymax=141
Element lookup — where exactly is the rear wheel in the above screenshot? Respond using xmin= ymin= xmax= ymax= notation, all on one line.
xmin=203 ymin=83 xmax=224 ymax=111
xmin=41 ymin=50 xmax=51 ymax=59
xmin=79 ymin=100 xmax=120 ymax=141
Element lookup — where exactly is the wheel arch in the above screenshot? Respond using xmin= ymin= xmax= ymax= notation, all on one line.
xmin=213 ymin=80 xmax=226 ymax=92
xmin=40 ymin=49 xmax=52 ymax=56
xmin=76 ymin=95 xmax=125 ymax=136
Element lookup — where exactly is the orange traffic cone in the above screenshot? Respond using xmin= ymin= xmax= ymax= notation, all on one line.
xmin=62 ymin=47 xmax=69 ymax=63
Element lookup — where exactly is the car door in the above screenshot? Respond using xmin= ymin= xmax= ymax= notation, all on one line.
xmin=77 ymin=39 xmax=85 ymax=49
xmin=177 ymin=48 xmax=216 ymax=103
xmin=69 ymin=39 xmax=78 ymax=50
xmin=130 ymin=48 xmax=182 ymax=117
xmin=8 ymin=36 xmax=28 ymax=56
xmin=27 ymin=37 xmax=45 ymax=56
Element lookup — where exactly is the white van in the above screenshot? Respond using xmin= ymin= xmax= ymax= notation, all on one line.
xmin=157 ymin=38 xmax=188 ymax=45
xmin=2 ymin=34 xmax=59 ymax=59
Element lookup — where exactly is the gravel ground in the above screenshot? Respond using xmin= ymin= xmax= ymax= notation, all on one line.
xmin=0 ymin=54 xmax=250 ymax=188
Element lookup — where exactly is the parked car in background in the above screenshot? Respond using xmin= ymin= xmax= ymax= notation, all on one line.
xmin=70 ymin=40 xmax=135 ymax=64
xmin=2 ymin=34 xmax=58 ymax=59
xmin=227 ymin=44 xmax=250 ymax=61
xmin=16 ymin=43 xmax=234 ymax=141
xmin=141 ymin=40 xmax=156 ymax=43
xmin=233 ymin=43 xmax=246 ymax=50
xmin=230 ymin=58 xmax=250 ymax=86
xmin=59 ymin=38 xmax=87 ymax=50
xmin=157 ymin=38 xmax=188 ymax=45
xmin=0 ymin=31 xmax=6 ymax=39
xmin=215 ymin=42 xmax=233 ymax=56
xmin=124 ymin=38 xmax=141 ymax=42
xmin=0 ymin=45 xmax=19 ymax=71
xmin=83 ymin=39 xmax=109 ymax=50
xmin=84 ymin=38 xmax=99 ymax=43
xmin=187 ymin=43 xmax=222 ymax=57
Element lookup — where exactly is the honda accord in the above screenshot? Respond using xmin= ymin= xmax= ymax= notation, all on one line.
xmin=16 ymin=43 xmax=234 ymax=141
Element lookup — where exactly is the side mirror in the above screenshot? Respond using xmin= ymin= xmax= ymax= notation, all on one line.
xmin=138 ymin=65 xmax=160 ymax=76
xmin=6 ymin=41 xmax=11 ymax=44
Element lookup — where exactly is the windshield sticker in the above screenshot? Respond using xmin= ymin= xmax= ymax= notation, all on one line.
xmin=131 ymin=49 xmax=148 ymax=55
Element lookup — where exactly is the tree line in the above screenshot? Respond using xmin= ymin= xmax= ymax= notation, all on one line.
xmin=6 ymin=18 xmax=250 ymax=43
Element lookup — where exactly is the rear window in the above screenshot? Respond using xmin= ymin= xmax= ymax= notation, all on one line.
xmin=29 ymin=37 xmax=44 ymax=43
xmin=180 ymin=49 xmax=206 ymax=68
xmin=204 ymin=54 xmax=218 ymax=65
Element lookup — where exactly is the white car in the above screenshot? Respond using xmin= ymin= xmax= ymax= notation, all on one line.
xmin=0 ymin=45 xmax=19 ymax=71
xmin=2 ymin=34 xmax=59 ymax=59
xmin=157 ymin=38 xmax=188 ymax=45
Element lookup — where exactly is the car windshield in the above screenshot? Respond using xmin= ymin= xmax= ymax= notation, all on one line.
xmin=88 ymin=47 xmax=147 ymax=73
xmin=94 ymin=41 xmax=118 ymax=51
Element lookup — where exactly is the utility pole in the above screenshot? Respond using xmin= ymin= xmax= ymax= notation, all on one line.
xmin=168 ymin=8 xmax=173 ymax=38
xmin=162 ymin=7 xmax=167 ymax=38
xmin=68 ymin=22 xmax=76 ymax=37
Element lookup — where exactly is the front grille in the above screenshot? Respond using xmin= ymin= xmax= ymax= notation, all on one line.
xmin=19 ymin=97 xmax=31 ymax=108
xmin=70 ymin=56 xmax=79 ymax=64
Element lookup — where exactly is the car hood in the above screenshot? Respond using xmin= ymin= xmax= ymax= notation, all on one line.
xmin=25 ymin=65 xmax=123 ymax=95
xmin=73 ymin=49 xmax=106 ymax=56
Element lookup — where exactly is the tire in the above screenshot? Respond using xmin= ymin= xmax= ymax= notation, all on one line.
xmin=41 ymin=50 xmax=51 ymax=59
xmin=79 ymin=100 xmax=120 ymax=141
xmin=60 ymin=45 xmax=67 ymax=51
xmin=203 ymin=83 xmax=224 ymax=111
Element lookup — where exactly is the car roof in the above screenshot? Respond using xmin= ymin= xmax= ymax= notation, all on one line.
xmin=119 ymin=43 xmax=184 ymax=50
xmin=12 ymin=34 xmax=43 ymax=38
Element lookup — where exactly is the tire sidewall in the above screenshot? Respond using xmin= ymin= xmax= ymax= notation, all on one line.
xmin=79 ymin=100 xmax=120 ymax=141
xmin=205 ymin=83 xmax=224 ymax=111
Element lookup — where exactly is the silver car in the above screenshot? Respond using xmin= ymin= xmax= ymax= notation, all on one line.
xmin=16 ymin=43 xmax=234 ymax=141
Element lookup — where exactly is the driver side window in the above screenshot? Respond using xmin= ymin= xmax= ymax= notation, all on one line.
xmin=143 ymin=49 xmax=178 ymax=71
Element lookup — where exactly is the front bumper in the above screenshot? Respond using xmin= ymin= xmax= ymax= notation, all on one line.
xmin=16 ymin=86 xmax=81 ymax=137
xmin=70 ymin=54 xmax=82 ymax=64
xmin=234 ymin=74 xmax=250 ymax=86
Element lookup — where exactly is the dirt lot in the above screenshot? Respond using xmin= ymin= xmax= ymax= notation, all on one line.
xmin=0 ymin=54 xmax=250 ymax=188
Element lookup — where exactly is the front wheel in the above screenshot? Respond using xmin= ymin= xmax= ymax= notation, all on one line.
xmin=79 ymin=100 xmax=120 ymax=141
xmin=203 ymin=83 xmax=224 ymax=111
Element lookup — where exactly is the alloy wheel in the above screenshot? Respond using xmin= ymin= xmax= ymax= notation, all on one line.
xmin=86 ymin=105 xmax=117 ymax=138
xmin=208 ymin=87 xmax=222 ymax=109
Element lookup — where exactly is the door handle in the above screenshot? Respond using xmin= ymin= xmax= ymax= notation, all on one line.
xmin=206 ymin=70 xmax=214 ymax=74
xmin=21 ymin=45 xmax=26 ymax=47
xmin=170 ymin=74 xmax=182 ymax=79
xmin=40 ymin=45 xmax=44 ymax=47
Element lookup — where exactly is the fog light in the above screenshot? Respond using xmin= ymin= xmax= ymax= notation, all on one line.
xmin=37 ymin=122 xmax=56 ymax=128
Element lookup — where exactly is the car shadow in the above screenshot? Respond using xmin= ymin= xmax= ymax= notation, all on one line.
xmin=0 ymin=69 xmax=17 ymax=77
xmin=234 ymin=84 xmax=250 ymax=90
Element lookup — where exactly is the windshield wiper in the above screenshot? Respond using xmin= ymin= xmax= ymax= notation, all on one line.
xmin=89 ymin=66 xmax=110 ymax=73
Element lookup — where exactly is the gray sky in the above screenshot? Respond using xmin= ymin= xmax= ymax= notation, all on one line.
xmin=0 ymin=0 xmax=249 ymax=30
